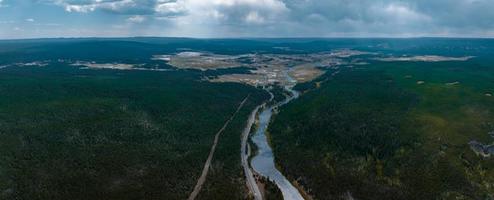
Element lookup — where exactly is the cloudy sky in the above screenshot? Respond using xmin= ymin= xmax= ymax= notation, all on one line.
xmin=0 ymin=0 xmax=493 ymax=39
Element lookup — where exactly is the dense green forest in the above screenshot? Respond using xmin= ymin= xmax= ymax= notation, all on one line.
xmin=0 ymin=64 xmax=268 ymax=200
xmin=269 ymin=58 xmax=494 ymax=199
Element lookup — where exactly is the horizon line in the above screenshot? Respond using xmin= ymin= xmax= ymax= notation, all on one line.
xmin=1 ymin=35 xmax=494 ymax=41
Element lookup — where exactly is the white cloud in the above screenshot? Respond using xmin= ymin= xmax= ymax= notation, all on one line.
xmin=155 ymin=0 xmax=186 ymax=16
xmin=127 ymin=15 xmax=146 ymax=23
xmin=245 ymin=11 xmax=264 ymax=24
xmin=381 ymin=3 xmax=431 ymax=24
xmin=52 ymin=0 xmax=288 ymax=23
xmin=25 ymin=18 xmax=35 ymax=22
xmin=174 ymin=0 xmax=288 ymax=24
xmin=54 ymin=0 xmax=140 ymax=13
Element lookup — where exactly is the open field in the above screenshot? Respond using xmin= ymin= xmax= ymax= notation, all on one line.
xmin=289 ymin=64 xmax=325 ymax=83
xmin=167 ymin=52 xmax=241 ymax=71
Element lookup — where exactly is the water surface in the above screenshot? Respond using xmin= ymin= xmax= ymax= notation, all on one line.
xmin=251 ymin=75 xmax=303 ymax=200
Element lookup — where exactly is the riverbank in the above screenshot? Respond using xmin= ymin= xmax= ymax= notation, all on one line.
xmin=241 ymin=105 xmax=263 ymax=200
xmin=250 ymin=84 xmax=305 ymax=200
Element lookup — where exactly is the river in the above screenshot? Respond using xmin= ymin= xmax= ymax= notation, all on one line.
xmin=250 ymin=72 xmax=304 ymax=200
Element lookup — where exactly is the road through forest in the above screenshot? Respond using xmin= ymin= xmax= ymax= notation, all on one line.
xmin=188 ymin=95 xmax=250 ymax=200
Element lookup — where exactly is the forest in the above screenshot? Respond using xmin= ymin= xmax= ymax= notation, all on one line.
xmin=269 ymin=57 xmax=494 ymax=199
xmin=0 ymin=60 xmax=268 ymax=199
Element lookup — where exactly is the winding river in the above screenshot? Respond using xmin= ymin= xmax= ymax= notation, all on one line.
xmin=250 ymin=73 xmax=304 ymax=200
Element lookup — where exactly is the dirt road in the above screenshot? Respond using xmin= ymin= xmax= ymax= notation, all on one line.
xmin=241 ymin=105 xmax=263 ymax=200
xmin=187 ymin=95 xmax=250 ymax=200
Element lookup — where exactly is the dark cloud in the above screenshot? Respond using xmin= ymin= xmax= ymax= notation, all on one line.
xmin=280 ymin=0 xmax=494 ymax=36
xmin=414 ymin=0 xmax=494 ymax=29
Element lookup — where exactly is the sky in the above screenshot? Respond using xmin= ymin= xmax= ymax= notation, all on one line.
xmin=0 ymin=0 xmax=493 ymax=39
